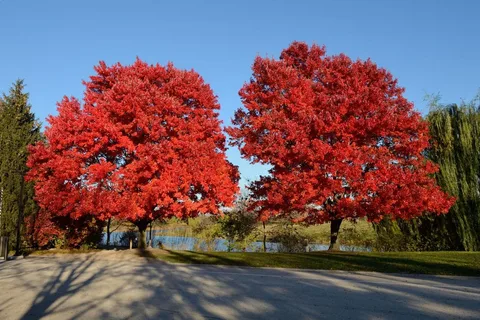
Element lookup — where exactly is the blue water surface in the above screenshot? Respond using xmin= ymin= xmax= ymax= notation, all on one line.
xmin=102 ymin=231 xmax=370 ymax=252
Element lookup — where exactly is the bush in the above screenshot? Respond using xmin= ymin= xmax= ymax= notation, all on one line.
xmin=27 ymin=210 xmax=104 ymax=249
xmin=339 ymin=223 xmax=376 ymax=250
xmin=218 ymin=202 xmax=258 ymax=252
xmin=118 ymin=230 xmax=138 ymax=247
xmin=80 ymin=242 xmax=97 ymax=251
xmin=54 ymin=235 xmax=67 ymax=249
xmin=372 ymin=217 xmax=416 ymax=251
xmin=25 ymin=210 xmax=62 ymax=248
xmin=189 ymin=215 xmax=221 ymax=251
xmin=270 ymin=223 xmax=309 ymax=253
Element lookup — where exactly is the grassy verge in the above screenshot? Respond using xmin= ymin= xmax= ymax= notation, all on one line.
xmin=150 ymin=250 xmax=480 ymax=276
xmin=26 ymin=248 xmax=480 ymax=276
xmin=28 ymin=248 xmax=102 ymax=256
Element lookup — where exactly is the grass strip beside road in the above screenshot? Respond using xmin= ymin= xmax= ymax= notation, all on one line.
xmin=150 ymin=250 xmax=480 ymax=276
xmin=29 ymin=249 xmax=480 ymax=276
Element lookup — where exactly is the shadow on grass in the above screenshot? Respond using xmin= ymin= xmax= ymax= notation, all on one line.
xmin=304 ymin=252 xmax=480 ymax=276
xmin=154 ymin=250 xmax=480 ymax=276
xmin=134 ymin=249 xmax=161 ymax=260
xmin=164 ymin=250 xmax=249 ymax=266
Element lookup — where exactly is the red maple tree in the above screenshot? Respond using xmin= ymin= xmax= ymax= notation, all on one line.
xmin=27 ymin=59 xmax=239 ymax=248
xmin=228 ymin=42 xmax=454 ymax=250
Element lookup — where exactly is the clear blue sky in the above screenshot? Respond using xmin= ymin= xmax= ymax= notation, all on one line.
xmin=1 ymin=0 xmax=479 ymax=187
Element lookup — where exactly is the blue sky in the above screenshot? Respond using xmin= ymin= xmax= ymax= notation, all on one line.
xmin=1 ymin=0 xmax=479 ymax=187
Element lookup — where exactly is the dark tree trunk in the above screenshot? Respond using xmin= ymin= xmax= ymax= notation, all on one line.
xmin=148 ymin=222 xmax=153 ymax=248
xmin=328 ymin=219 xmax=343 ymax=251
xmin=15 ymin=176 xmax=25 ymax=256
xmin=262 ymin=221 xmax=267 ymax=252
xmin=0 ymin=186 xmax=3 ymax=237
xmin=29 ymin=211 xmax=37 ymax=248
xmin=106 ymin=218 xmax=111 ymax=247
xmin=138 ymin=227 xmax=147 ymax=250
xmin=135 ymin=220 xmax=150 ymax=250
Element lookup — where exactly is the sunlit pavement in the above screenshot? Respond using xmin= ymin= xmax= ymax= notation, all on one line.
xmin=0 ymin=254 xmax=479 ymax=319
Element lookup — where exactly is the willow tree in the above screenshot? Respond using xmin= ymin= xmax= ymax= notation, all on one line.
xmin=376 ymin=97 xmax=480 ymax=251
xmin=425 ymin=99 xmax=480 ymax=251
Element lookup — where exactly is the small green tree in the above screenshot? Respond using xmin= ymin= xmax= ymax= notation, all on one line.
xmin=218 ymin=196 xmax=258 ymax=252
xmin=189 ymin=215 xmax=222 ymax=251
xmin=269 ymin=221 xmax=310 ymax=253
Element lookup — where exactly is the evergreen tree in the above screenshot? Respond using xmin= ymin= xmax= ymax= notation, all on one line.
xmin=0 ymin=80 xmax=41 ymax=254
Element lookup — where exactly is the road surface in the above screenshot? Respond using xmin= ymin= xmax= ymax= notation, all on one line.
xmin=0 ymin=253 xmax=479 ymax=319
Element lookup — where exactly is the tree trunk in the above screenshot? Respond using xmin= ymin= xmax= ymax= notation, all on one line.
xmin=0 ymin=186 xmax=3 ymax=237
xmin=148 ymin=222 xmax=153 ymax=248
xmin=106 ymin=218 xmax=111 ymax=247
xmin=262 ymin=221 xmax=267 ymax=252
xmin=30 ymin=211 xmax=36 ymax=247
xmin=135 ymin=220 xmax=149 ymax=250
xmin=328 ymin=219 xmax=343 ymax=251
xmin=1 ymin=236 xmax=8 ymax=261
xmin=138 ymin=227 xmax=147 ymax=250
xmin=15 ymin=176 xmax=25 ymax=256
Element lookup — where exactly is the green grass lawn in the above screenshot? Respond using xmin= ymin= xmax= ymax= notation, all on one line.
xmin=28 ymin=248 xmax=480 ymax=276
xmin=150 ymin=250 xmax=480 ymax=276
xmin=28 ymin=248 xmax=102 ymax=255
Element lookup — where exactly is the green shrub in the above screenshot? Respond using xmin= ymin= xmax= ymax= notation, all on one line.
xmin=80 ymin=242 xmax=97 ymax=251
xmin=54 ymin=235 xmax=67 ymax=249
xmin=217 ymin=202 xmax=258 ymax=252
xmin=270 ymin=223 xmax=310 ymax=253
xmin=339 ymin=223 xmax=376 ymax=250
xmin=118 ymin=230 xmax=137 ymax=247
xmin=189 ymin=215 xmax=221 ymax=251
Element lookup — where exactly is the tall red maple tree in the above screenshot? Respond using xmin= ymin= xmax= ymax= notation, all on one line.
xmin=228 ymin=42 xmax=454 ymax=250
xmin=27 ymin=59 xmax=239 ymax=248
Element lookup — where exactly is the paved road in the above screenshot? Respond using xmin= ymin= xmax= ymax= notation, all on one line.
xmin=0 ymin=254 xmax=479 ymax=319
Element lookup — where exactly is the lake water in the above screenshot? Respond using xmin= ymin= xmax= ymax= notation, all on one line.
xmin=102 ymin=230 xmax=370 ymax=252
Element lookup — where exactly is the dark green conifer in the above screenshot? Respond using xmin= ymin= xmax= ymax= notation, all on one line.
xmin=0 ymin=80 xmax=42 ymax=254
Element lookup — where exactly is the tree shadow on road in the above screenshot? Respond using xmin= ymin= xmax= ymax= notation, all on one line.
xmin=17 ymin=255 xmax=102 ymax=319
xmin=2 ymin=252 xmax=479 ymax=319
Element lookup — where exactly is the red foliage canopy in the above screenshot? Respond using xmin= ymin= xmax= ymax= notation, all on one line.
xmin=28 ymin=59 xmax=239 ymax=233
xmin=228 ymin=42 xmax=454 ymax=224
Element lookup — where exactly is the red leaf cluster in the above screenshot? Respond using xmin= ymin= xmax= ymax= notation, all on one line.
xmin=25 ymin=210 xmax=103 ymax=248
xmin=27 ymin=59 xmax=239 ymax=230
xmin=228 ymin=42 xmax=454 ymax=223
xmin=24 ymin=210 xmax=62 ymax=247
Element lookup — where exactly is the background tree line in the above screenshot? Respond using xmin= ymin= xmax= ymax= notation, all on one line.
xmin=0 ymin=78 xmax=479 ymax=253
